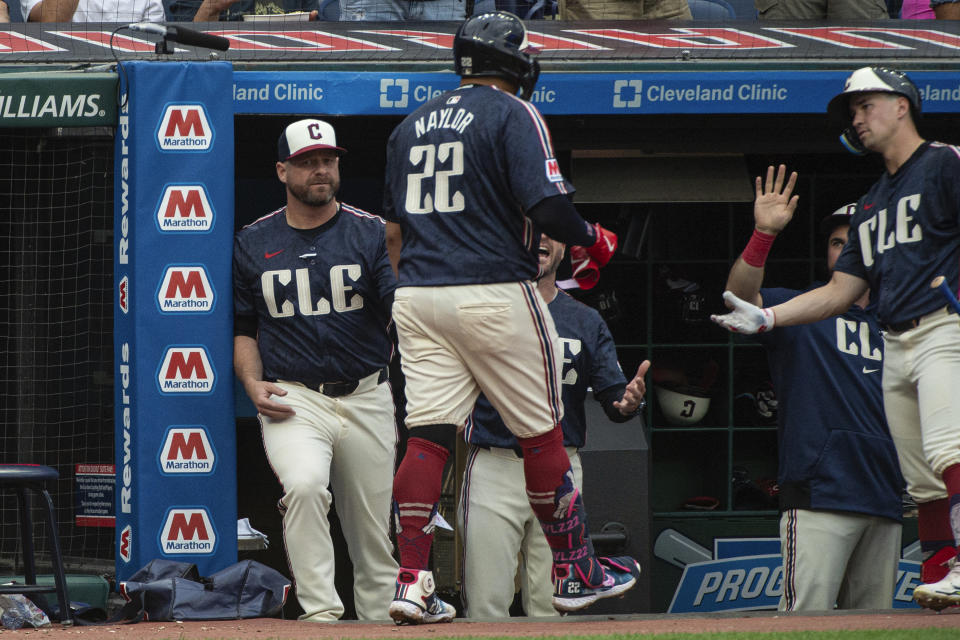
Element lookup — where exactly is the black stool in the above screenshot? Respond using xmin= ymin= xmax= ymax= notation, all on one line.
xmin=0 ymin=464 xmax=71 ymax=625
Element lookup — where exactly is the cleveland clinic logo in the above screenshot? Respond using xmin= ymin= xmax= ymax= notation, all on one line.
xmin=613 ymin=80 xmax=643 ymax=108
xmin=380 ymin=78 xmax=409 ymax=108
xmin=156 ymin=104 xmax=213 ymax=151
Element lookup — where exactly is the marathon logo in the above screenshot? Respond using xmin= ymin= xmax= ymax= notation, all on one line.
xmin=157 ymin=346 xmax=215 ymax=394
xmin=159 ymin=427 xmax=215 ymax=474
xmin=157 ymin=266 xmax=215 ymax=313
xmin=118 ymin=524 xmax=132 ymax=563
xmin=544 ymin=157 xmax=564 ymax=183
xmin=157 ymin=104 xmax=213 ymax=151
xmin=160 ymin=508 xmax=216 ymax=555
xmin=118 ymin=275 xmax=129 ymax=314
xmin=156 ymin=185 xmax=214 ymax=232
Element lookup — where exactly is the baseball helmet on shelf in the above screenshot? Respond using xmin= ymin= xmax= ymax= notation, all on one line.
xmin=654 ymin=382 xmax=712 ymax=426
xmin=827 ymin=66 xmax=921 ymax=155
xmin=652 ymin=358 xmax=718 ymax=427
xmin=453 ymin=11 xmax=540 ymax=100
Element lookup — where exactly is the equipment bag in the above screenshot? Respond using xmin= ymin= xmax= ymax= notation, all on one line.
xmin=114 ymin=559 xmax=291 ymax=622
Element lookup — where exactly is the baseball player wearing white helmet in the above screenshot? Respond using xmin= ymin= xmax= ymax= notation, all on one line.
xmin=713 ymin=67 xmax=960 ymax=611
xmin=233 ymin=119 xmax=399 ymax=621
xmin=458 ymin=234 xmax=649 ymax=618
xmin=723 ymin=165 xmax=904 ymax=611
xmin=381 ymin=11 xmax=639 ymax=625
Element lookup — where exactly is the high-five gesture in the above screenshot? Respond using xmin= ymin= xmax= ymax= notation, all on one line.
xmin=754 ymin=164 xmax=799 ymax=236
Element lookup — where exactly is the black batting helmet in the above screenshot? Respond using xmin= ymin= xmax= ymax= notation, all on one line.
xmin=453 ymin=11 xmax=540 ymax=101
xmin=827 ymin=66 xmax=922 ymax=155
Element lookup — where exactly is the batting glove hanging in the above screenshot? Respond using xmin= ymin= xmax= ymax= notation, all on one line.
xmin=710 ymin=291 xmax=775 ymax=334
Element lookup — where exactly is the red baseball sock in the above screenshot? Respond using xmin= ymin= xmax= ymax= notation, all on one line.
xmin=519 ymin=426 xmax=571 ymax=522
xmin=392 ymin=437 xmax=449 ymax=570
xmin=918 ymin=496 xmax=955 ymax=583
xmin=943 ymin=463 xmax=960 ymax=550
xmin=520 ymin=426 xmax=600 ymax=582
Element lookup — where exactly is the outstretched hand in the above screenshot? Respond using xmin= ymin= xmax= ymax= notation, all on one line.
xmin=710 ymin=291 xmax=775 ymax=334
xmin=615 ymin=359 xmax=650 ymax=416
xmin=754 ymin=164 xmax=799 ymax=235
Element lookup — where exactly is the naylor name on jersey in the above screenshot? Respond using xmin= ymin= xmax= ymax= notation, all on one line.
xmin=413 ymin=104 xmax=474 ymax=138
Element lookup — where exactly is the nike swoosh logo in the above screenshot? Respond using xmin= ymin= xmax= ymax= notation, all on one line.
xmin=604 ymin=236 xmax=615 ymax=252
xmin=863 ymin=203 xmax=875 ymax=210
xmin=862 ymin=367 xmax=879 ymax=374
xmin=265 ymin=250 xmax=284 ymax=259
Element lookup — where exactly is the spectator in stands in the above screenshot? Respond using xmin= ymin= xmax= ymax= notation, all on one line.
xmin=900 ymin=0 xmax=934 ymax=17
xmin=24 ymin=0 xmax=163 ymax=21
xmin=166 ymin=0 xmax=318 ymax=22
xmin=933 ymin=0 xmax=960 ymax=17
xmin=559 ymin=0 xmax=690 ymax=19
xmin=754 ymin=0 xmax=888 ymax=18
xmin=900 ymin=0 xmax=935 ymax=17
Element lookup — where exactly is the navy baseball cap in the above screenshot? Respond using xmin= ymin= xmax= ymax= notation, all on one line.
xmin=819 ymin=203 xmax=857 ymax=234
xmin=277 ymin=119 xmax=346 ymax=162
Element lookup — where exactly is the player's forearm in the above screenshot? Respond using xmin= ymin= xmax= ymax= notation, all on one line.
xmin=725 ymin=257 xmax=765 ymax=308
xmin=233 ymin=335 xmax=264 ymax=388
xmin=769 ymin=272 xmax=866 ymax=326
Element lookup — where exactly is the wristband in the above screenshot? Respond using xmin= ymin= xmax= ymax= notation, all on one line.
xmin=741 ymin=229 xmax=776 ymax=268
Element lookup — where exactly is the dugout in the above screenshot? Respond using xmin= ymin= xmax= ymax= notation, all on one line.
xmin=1 ymin=16 xmax=957 ymax=617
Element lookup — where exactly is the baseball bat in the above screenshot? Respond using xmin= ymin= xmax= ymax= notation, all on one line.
xmin=653 ymin=528 xmax=712 ymax=569
xmin=930 ymin=276 xmax=960 ymax=316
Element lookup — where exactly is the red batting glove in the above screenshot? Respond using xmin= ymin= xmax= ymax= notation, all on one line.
xmin=569 ymin=248 xmax=600 ymax=290
xmin=585 ymin=223 xmax=617 ymax=267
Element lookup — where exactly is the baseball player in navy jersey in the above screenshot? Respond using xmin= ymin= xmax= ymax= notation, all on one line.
xmin=233 ymin=119 xmax=399 ymax=621
xmin=380 ymin=11 xmax=640 ymax=625
xmin=723 ymin=164 xmax=904 ymax=611
xmin=458 ymin=233 xmax=649 ymax=618
xmin=712 ymin=67 xmax=960 ymax=611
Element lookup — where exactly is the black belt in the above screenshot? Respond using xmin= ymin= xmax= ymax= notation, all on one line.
xmin=274 ymin=368 xmax=388 ymax=398
xmin=882 ymin=306 xmax=949 ymax=333
xmin=477 ymin=444 xmax=524 ymax=458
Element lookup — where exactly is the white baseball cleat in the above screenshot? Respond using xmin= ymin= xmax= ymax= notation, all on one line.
xmin=388 ymin=568 xmax=456 ymax=625
xmin=913 ymin=562 xmax=960 ymax=611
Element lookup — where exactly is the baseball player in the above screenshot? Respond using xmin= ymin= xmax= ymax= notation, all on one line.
xmin=712 ymin=67 xmax=960 ymax=611
xmin=233 ymin=119 xmax=399 ymax=621
xmin=458 ymin=233 xmax=649 ymax=618
xmin=723 ymin=164 xmax=904 ymax=611
xmin=381 ymin=10 xmax=640 ymax=624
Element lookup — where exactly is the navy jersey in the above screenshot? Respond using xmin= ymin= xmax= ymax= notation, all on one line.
xmin=464 ymin=290 xmax=625 ymax=449
xmin=233 ymin=204 xmax=396 ymax=383
xmin=833 ymin=141 xmax=960 ymax=325
xmin=382 ymin=84 xmax=575 ymax=286
xmin=757 ymin=286 xmax=903 ymax=521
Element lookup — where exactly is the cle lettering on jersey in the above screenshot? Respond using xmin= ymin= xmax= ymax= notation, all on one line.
xmin=856 ymin=194 xmax=923 ymax=268
xmin=260 ymin=265 xmax=364 ymax=318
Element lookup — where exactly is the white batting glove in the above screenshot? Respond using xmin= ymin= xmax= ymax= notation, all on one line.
xmin=710 ymin=291 xmax=775 ymax=334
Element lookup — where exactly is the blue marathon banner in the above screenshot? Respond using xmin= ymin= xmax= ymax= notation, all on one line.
xmin=232 ymin=70 xmax=960 ymax=116
xmin=114 ymin=61 xmax=237 ymax=582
